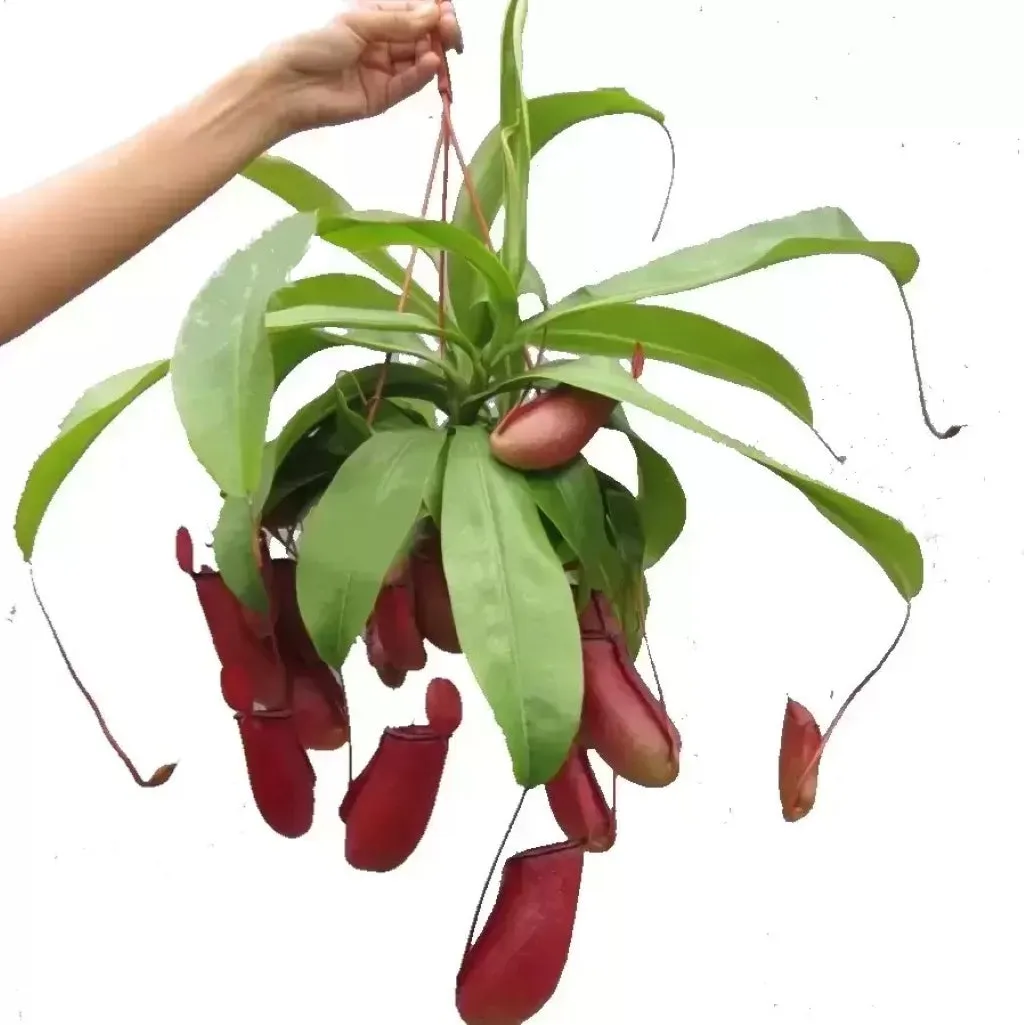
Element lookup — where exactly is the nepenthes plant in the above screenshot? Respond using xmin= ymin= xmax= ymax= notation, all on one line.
xmin=14 ymin=1 xmax=960 ymax=1020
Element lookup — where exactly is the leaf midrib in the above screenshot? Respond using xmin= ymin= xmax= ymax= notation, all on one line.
xmin=475 ymin=457 xmax=531 ymax=781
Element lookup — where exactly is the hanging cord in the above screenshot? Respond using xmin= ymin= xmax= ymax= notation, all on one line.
xmin=366 ymin=128 xmax=445 ymax=426
xmin=366 ymin=25 xmax=510 ymax=426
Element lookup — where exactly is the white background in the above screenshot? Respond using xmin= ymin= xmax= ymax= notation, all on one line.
xmin=1 ymin=1 xmax=1022 ymax=1022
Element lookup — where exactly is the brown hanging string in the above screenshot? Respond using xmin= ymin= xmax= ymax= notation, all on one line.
xmin=367 ymin=15 xmax=539 ymax=429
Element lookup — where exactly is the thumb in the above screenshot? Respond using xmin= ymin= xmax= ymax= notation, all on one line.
xmin=345 ymin=3 xmax=440 ymax=44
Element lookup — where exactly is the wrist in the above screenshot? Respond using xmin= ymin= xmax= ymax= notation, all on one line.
xmin=196 ymin=57 xmax=297 ymax=162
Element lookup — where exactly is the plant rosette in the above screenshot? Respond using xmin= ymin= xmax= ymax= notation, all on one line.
xmin=15 ymin=1 xmax=958 ymax=1021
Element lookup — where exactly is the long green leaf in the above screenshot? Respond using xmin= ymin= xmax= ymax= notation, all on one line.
xmin=516 ymin=302 xmax=814 ymax=425
xmin=213 ymin=496 xmax=266 ymax=613
xmin=172 ymin=212 xmax=315 ymax=498
xmin=15 ymin=360 xmax=168 ymax=559
xmin=525 ymin=457 xmax=622 ymax=597
xmin=270 ymin=327 xmax=444 ymax=388
xmin=240 ymin=155 xmax=436 ymax=317
xmin=477 ymin=257 xmax=549 ymax=416
xmin=449 ymin=88 xmax=669 ymax=328
xmin=441 ymin=427 xmax=583 ymax=787
xmin=498 ymin=0 xmax=531 ymax=284
xmin=607 ymin=407 xmax=687 ymax=567
xmin=267 ymin=363 xmax=450 ymax=484
xmin=296 ymin=427 xmax=445 ymax=666
xmin=538 ymin=207 xmax=919 ymax=325
xmin=504 ymin=359 xmax=923 ymax=599
xmin=519 ymin=260 xmax=549 ymax=308
xmin=595 ymin=472 xmax=648 ymax=658
xmin=261 ymin=433 xmax=345 ymax=528
xmin=270 ymin=272 xmax=405 ymax=313
xmin=265 ymin=303 xmax=463 ymax=347
xmin=596 ymin=472 xmax=646 ymax=572
xmin=259 ymin=366 xmax=449 ymax=526
xmin=320 ymin=210 xmax=517 ymax=308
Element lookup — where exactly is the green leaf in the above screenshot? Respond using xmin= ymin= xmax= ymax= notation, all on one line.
xmin=449 ymin=87 xmax=669 ymax=328
xmin=15 ymin=360 xmax=168 ymax=560
xmin=262 ymin=434 xmax=343 ymax=527
xmin=320 ymin=210 xmax=518 ymax=310
xmin=172 ymin=212 xmax=315 ymax=498
xmin=369 ymin=399 xmax=433 ymax=432
xmin=607 ymin=407 xmax=687 ymax=567
xmin=269 ymin=272 xmax=404 ymax=313
xmin=441 ymin=427 xmax=583 ymax=787
xmin=468 ymin=255 xmax=549 ymax=317
xmin=620 ymin=568 xmax=649 ymax=661
xmin=265 ymin=303 xmax=464 ymax=347
xmin=240 ymin=155 xmax=435 ymax=317
xmin=595 ymin=472 xmax=648 ymax=658
xmin=258 ymin=363 xmax=450 ymax=528
xmin=267 ymin=363 xmax=450 ymax=483
xmin=270 ymin=326 xmax=445 ymax=388
xmin=516 ymin=302 xmax=814 ymax=426
xmin=539 ymin=207 xmax=919 ymax=324
xmin=498 ymin=0 xmax=531 ymax=285
xmin=387 ymin=397 xmax=440 ymax=427
xmin=330 ymin=372 xmax=375 ymax=451
xmin=596 ymin=472 xmax=646 ymax=572
xmin=510 ymin=359 xmax=923 ymax=599
xmin=525 ymin=458 xmax=622 ymax=596
xmin=270 ymin=328 xmax=335 ymax=387
xmin=519 ymin=260 xmax=549 ymax=308
xmin=421 ymin=429 xmax=450 ymax=527
xmin=480 ymin=258 xmax=549 ymax=417
xmin=212 ymin=496 xmax=266 ymax=613
xmin=296 ymin=427 xmax=445 ymax=666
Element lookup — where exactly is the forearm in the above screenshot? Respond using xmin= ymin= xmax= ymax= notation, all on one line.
xmin=0 ymin=61 xmax=291 ymax=348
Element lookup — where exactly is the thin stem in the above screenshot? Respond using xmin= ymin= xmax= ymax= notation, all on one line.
xmin=899 ymin=285 xmax=963 ymax=440
xmin=29 ymin=567 xmax=176 ymax=788
xmin=795 ymin=600 xmax=913 ymax=793
xmin=461 ymin=787 xmax=529 ymax=969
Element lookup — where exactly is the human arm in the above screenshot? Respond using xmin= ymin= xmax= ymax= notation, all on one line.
xmin=0 ymin=1 xmax=461 ymax=349
xmin=0 ymin=64 xmax=287 ymax=348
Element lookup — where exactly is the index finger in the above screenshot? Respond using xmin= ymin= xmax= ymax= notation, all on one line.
xmin=343 ymin=2 xmax=440 ymax=43
xmin=354 ymin=0 xmax=463 ymax=54
xmin=437 ymin=1 xmax=463 ymax=54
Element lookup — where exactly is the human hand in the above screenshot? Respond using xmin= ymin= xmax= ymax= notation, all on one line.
xmin=262 ymin=1 xmax=463 ymax=137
